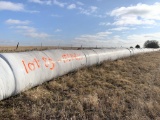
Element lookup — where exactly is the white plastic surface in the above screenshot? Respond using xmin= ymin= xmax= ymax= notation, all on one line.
xmin=42 ymin=50 xmax=86 ymax=76
xmin=81 ymin=50 xmax=99 ymax=66
xmin=93 ymin=49 xmax=116 ymax=63
xmin=0 ymin=56 xmax=15 ymax=100
xmin=101 ymin=49 xmax=131 ymax=61
xmin=0 ymin=48 xmax=159 ymax=100
xmin=0 ymin=51 xmax=56 ymax=94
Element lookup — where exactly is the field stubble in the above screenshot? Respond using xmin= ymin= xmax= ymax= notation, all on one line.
xmin=0 ymin=46 xmax=91 ymax=53
xmin=0 ymin=51 xmax=160 ymax=119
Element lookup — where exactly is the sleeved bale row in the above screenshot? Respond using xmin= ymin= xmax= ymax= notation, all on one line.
xmin=0 ymin=48 xmax=159 ymax=100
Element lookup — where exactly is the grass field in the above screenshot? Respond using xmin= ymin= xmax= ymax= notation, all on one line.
xmin=0 ymin=46 xmax=68 ymax=52
xmin=0 ymin=46 xmax=97 ymax=53
xmin=0 ymin=50 xmax=160 ymax=119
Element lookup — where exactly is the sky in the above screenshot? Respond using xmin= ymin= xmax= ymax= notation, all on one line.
xmin=0 ymin=0 xmax=160 ymax=47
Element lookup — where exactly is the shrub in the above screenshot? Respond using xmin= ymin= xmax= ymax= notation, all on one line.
xmin=135 ymin=44 xmax=140 ymax=48
xmin=144 ymin=40 xmax=159 ymax=48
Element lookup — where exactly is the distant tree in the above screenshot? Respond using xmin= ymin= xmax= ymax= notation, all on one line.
xmin=130 ymin=46 xmax=133 ymax=48
xmin=135 ymin=44 xmax=140 ymax=48
xmin=144 ymin=40 xmax=159 ymax=48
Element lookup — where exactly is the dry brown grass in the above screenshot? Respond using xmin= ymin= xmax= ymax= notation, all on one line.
xmin=0 ymin=46 xmax=94 ymax=53
xmin=0 ymin=51 xmax=160 ymax=119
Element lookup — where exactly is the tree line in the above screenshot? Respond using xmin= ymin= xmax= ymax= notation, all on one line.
xmin=130 ymin=40 xmax=159 ymax=49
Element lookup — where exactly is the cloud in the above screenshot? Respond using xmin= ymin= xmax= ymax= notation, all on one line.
xmin=25 ymin=32 xmax=50 ymax=38
xmin=5 ymin=19 xmax=30 ymax=25
xmin=67 ymin=4 xmax=76 ymax=9
xmin=142 ymin=26 xmax=153 ymax=29
xmin=109 ymin=27 xmax=136 ymax=31
xmin=121 ymin=32 xmax=160 ymax=47
xmin=74 ymin=32 xmax=128 ymax=47
xmin=0 ymin=1 xmax=24 ymax=11
xmin=79 ymin=6 xmax=98 ymax=15
xmin=15 ymin=25 xmax=50 ymax=38
xmin=113 ymin=32 xmax=160 ymax=47
xmin=6 ymin=19 xmax=50 ymax=39
xmin=16 ymin=26 xmax=35 ymax=32
xmin=90 ymin=6 xmax=98 ymax=13
xmin=99 ymin=22 xmax=111 ymax=26
xmin=76 ymin=1 xmax=84 ymax=6
xmin=127 ymin=32 xmax=160 ymax=41
xmin=110 ymin=2 xmax=160 ymax=26
xmin=51 ymin=14 xmax=62 ymax=17
xmin=28 ymin=0 xmax=43 ymax=4
xmin=29 ymin=0 xmax=66 ymax=7
xmin=28 ymin=0 xmax=52 ymax=5
xmin=109 ymin=27 xmax=129 ymax=31
xmin=74 ymin=29 xmax=160 ymax=47
xmin=75 ymin=31 xmax=112 ymax=44
xmin=27 ymin=10 xmax=40 ymax=13
xmin=55 ymin=29 xmax=62 ymax=32
xmin=53 ymin=0 xmax=66 ymax=7
xmin=0 ymin=1 xmax=38 ymax=13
